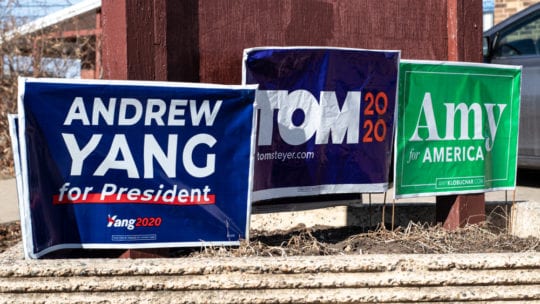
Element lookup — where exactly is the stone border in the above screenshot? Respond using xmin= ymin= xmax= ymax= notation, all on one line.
xmin=1 ymin=242 xmax=539 ymax=303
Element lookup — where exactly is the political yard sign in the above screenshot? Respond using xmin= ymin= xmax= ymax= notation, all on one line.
xmin=243 ymin=47 xmax=400 ymax=202
xmin=15 ymin=78 xmax=257 ymax=258
xmin=395 ymin=60 xmax=521 ymax=198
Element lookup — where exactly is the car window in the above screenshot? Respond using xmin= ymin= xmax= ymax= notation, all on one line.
xmin=494 ymin=15 xmax=540 ymax=58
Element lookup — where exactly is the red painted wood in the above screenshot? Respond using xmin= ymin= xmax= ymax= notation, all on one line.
xmin=436 ymin=194 xmax=486 ymax=230
xmin=101 ymin=0 xmax=128 ymax=79
xmin=197 ymin=0 xmax=452 ymax=84
xmin=439 ymin=0 xmax=485 ymax=230
xmin=101 ymin=0 xmax=165 ymax=257
xmin=119 ymin=248 xmax=170 ymax=259
xmin=101 ymin=0 xmax=198 ymax=82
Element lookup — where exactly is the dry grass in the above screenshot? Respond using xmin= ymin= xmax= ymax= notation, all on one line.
xmin=181 ymin=205 xmax=539 ymax=258
xmin=185 ymin=220 xmax=539 ymax=258
xmin=1 ymin=214 xmax=538 ymax=257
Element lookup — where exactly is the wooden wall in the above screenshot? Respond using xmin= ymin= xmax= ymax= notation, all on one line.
xmin=102 ymin=0 xmax=483 ymax=83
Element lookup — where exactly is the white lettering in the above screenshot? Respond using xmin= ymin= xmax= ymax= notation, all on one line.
xmin=277 ymin=89 xmax=320 ymax=145
xmin=316 ymin=91 xmax=360 ymax=144
xmin=118 ymin=98 xmax=143 ymax=126
xmin=422 ymin=146 xmax=485 ymax=163
xmin=182 ymin=134 xmax=216 ymax=178
xmin=256 ymin=90 xmax=361 ymax=146
xmin=190 ymin=100 xmax=222 ymax=126
xmin=144 ymin=99 xmax=166 ymax=126
xmin=168 ymin=99 xmax=187 ymax=126
xmin=410 ymin=92 xmax=507 ymax=151
xmin=143 ymin=134 xmax=177 ymax=178
xmin=92 ymin=97 xmax=116 ymax=125
xmin=64 ymin=97 xmax=90 ymax=125
xmin=484 ymin=103 xmax=507 ymax=151
xmin=444 ymin=102 xmax=483 ymax=140
xmin=410 ymin=93 xmax=441 ymax=141
xmin=101 ymin=183 xmax=117 ymax=200
xmin=94 ymin=134 xmax=139 ymax=178
xmin=62 ymin=133 xmax=102 ymax=175
xmin=256 ymin=90 xmax=286 ymax=146
xmin=64 ymin=97 xmax=221 ymax=127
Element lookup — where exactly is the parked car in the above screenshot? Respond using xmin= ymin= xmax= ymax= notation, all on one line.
xmin=483 ymin=3 xmax=540 ymax=169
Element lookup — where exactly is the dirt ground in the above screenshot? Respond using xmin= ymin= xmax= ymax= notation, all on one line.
xmin=1 ymin=219 xmax=538 ymax=258
xmin=0 ymin=221 xmax=20 ymax=253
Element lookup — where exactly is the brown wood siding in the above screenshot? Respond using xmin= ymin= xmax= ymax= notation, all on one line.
xmin=102 ymin=0 xmax=482 ymax=83
xmin=196 ymin=0 xmax=481 ymax=84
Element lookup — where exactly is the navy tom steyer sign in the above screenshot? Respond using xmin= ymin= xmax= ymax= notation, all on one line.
xmin=242 ymin=47 xmax=400 ymax=202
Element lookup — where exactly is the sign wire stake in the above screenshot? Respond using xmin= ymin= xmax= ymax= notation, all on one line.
xmin=510 ymin=189 xmax=517 ymax=233
xmin=391 ymin=197 xmax=395 ymax=230
xmin=369 ymin=193 xmax=372 ymax=228
xmin=505 ymin=190 xmax=509 ymax=233
xmin=381 ymin=192 xmax=387 ymax=230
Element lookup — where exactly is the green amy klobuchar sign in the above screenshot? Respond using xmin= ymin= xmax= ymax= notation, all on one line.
xmin=395 ymin=60 xmax=521 ymax=198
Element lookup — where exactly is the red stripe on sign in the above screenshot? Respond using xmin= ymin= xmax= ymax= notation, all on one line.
xmin=53 ymin=194 xmax=216 ymax=205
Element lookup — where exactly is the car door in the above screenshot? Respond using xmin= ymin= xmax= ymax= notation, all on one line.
xmin=490 ymin=13 xmax=540 ymax=168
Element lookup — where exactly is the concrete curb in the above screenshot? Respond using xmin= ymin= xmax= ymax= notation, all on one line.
xmin=512 ymin=201 xmax=540 ymax=238
xmin=1 ymin=243 xmax=539 ymax=303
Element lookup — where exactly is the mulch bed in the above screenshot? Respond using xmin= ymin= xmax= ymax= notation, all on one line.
xmin=187 ymin=222 xmax=540 ymax=257
xmin=0 ymin=221 xmax=21 ymax=254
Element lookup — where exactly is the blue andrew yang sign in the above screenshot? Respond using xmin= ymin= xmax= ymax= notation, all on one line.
xmin=17 ymin=78 xmax=256 ymax=258
xmin=243 ymin=47 xmax=400 ymax=202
